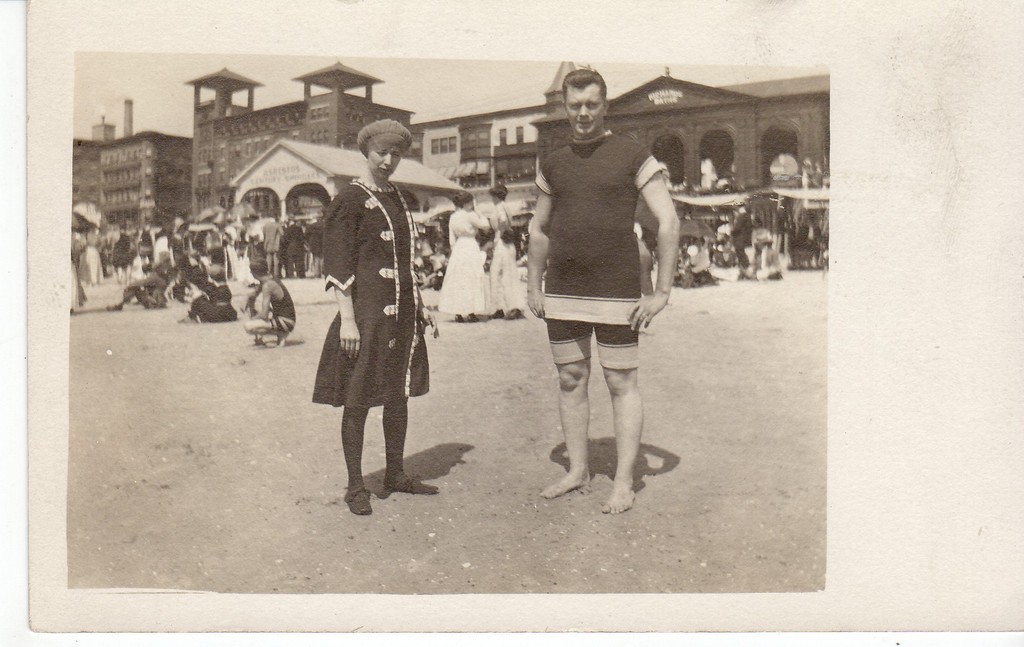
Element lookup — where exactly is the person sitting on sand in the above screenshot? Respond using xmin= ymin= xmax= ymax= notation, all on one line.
xmin=242 ymin=258 xmax=296 ymax=347
xmin=107 ymin=253 xmax=176 ymax=311
xmin=679 ymin=242 xmax=717 ymax=289
xmin=180 ymin=264 xmax=238 ymax=323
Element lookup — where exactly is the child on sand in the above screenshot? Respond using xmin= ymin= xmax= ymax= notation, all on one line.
xmin=242 ymin=258 xmax=296 ymax=348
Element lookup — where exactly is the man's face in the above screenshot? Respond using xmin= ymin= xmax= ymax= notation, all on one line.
xmin=564 ymin=83 xmax=607 ymax=140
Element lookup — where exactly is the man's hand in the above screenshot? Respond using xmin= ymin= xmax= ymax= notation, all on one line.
xmin=628 ymin=292 xmax=669 ymax=331
xmin=339 ymin=320 xmax=360 ymax=358
xmin=527 ymin=287 xmax=545 ymax=319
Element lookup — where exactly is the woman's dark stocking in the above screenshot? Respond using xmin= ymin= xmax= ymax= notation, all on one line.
xmin=382 ymin=399 xmax=438 ymax=495
xmin=382 ymin=399 xmax=408 ymax=484
xmin=341 ymin=405 xmax=370 ymax=490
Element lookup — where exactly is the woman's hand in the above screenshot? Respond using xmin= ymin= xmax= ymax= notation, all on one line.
xmin=422 ymin=309 xmax=439 ymax=339
xmin=339 ymin=319 xmax=360 ymax=358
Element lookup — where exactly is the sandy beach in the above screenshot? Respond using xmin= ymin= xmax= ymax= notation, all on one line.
xmin=67 ymin=268 xmax=826 ymax=594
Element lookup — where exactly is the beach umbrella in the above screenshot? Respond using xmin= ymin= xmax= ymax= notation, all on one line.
xmin=197 ymin=205 xmax=227 ymax=222
xmin=229 ymin=202 xmax=257 ymax=221
xmin=413 ymin=208 xmax=452 ymax=224
xmin=71 ymin=212 xmax=95 ymax=232
xmin=72 ymin=202 xmax=103 ymax=228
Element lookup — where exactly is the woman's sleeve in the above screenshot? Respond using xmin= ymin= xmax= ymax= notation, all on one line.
xmin=448 ymin=213 xmax=458 ymax=247
xmin=322 ymin=190 xmax=361 ymax=292
xmin=471 ymin=211 xmax=491 ymax=231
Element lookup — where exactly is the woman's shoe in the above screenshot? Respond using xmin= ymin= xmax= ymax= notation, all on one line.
xmin=383 ymin=476 xmax=439 ymax=496
xmin=344 ymin=487 xmax=373 ymax=515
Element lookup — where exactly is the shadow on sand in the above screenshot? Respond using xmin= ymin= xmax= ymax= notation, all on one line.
xmin=252 ymin=338 xmax=306 ymax=350
xmin=548 ymin=438 xmax=680 ymax=493
xmin=366 ymin=442 xmax=475 ymax=498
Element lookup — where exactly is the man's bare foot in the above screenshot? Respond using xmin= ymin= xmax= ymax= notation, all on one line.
xmin=601 ymin=482 xmax=635 ymax=514
xmin=540 ymin=473 xmax=591 ymax=499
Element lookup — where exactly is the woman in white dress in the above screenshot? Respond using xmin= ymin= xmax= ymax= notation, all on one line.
xmin=81 ymin=229 xmax=103 ymax=286
xmin=486 ymin=184 xmax=526 ymax=320
xmin=438 ymin=192 xmax=491 ymax=322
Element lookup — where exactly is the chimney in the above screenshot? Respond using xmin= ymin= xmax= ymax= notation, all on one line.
xmin=124 ymin=99 xmax=134 ymax=138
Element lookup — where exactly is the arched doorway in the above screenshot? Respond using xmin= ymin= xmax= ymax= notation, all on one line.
xmin=699 ymin=129 xmax=735 ymax=188
xmin=285 ymin=183 xmax=331 ymax=220
xmin=761 ymin=127 xmax=799 ymax=185
xmin=241 ymin=188 xmax=280 ymax=220
xmin=650 ymin=134 xmax=686 ymax=185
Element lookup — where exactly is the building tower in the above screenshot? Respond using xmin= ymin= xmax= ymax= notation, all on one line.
xmin=187 ymin=68 xmax=262 ymax=121
xmin=292 ymin=61 xmax=386 ymax=148
xmin=544 ymin=61 xmax=578 ymax=110
xmin=92 ymin=116 xmax=115 ymax=142
xmin=186 ymin=68 xmax=262 ymax=211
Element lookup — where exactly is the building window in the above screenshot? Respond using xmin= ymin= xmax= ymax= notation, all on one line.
xmin=516 ymin=126 xmax=524 ymax=144
xmin=499 ymin=129 xmax=507 ymax=146
xmin=427 ymin=136 xmax=459 ymax=155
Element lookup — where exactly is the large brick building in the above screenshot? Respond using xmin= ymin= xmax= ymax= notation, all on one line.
xmin=187 ymin=62 xmax=413 ymax=214
xmin=96 ymin=131 xmax=193 ymax=226
xmin=72 ymin=103 xmax=193 ymax=227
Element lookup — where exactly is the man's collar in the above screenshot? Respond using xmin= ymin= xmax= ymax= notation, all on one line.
xmin=571 ymin=129 xmax=613 ymax=146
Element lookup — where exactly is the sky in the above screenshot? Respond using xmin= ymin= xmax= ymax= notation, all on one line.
xmin=74 ymin=53 xmax=827 ymax=140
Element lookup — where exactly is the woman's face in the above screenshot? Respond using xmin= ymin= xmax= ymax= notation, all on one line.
xmin=367 ymin=142 xmax=404 ymax=179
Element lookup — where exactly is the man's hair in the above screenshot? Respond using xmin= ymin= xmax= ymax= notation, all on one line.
xmin=562 ymin=68 xmax=607 ymax=101
xmin=249 ymin=258 xmax=269 ymax=277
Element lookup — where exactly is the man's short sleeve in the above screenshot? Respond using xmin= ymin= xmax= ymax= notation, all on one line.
xmin=535 ymin=168 xmax=553 ymax=196
xmin=635 ymin=155 xmax=668 ymax=190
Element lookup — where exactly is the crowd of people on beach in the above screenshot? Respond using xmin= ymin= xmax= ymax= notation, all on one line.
xmin=71 ymin=208 xmax=323 ymax=348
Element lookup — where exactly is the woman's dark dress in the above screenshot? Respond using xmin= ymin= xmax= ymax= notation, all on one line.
xmin=111 ymin=234 xmax=133 ymax=269
xmin=312 ymin=181 xmax=429 ymax=408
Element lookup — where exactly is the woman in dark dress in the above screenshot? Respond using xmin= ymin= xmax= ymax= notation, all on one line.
xmin=111 ymin=228 xmax=135 ymax=286
xmin=312 ymin=119 xmax=439 ymax=516
xmin=180 ymin=264 xmax=237 ymax=323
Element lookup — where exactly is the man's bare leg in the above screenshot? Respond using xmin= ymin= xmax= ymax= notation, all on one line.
xmin=244 ymin=319 xmax=274 ymax=344
xmin=541 ymin=358 xmax=593 ymax=498
xmin=601 ymin=366 xmax=642 ymax=514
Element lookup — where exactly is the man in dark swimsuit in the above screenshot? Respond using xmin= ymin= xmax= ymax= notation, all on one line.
xmin=527 ymin=68 xmax=679 ymax=515
xmin=243 ymin=258 xmax=296 ymax=348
